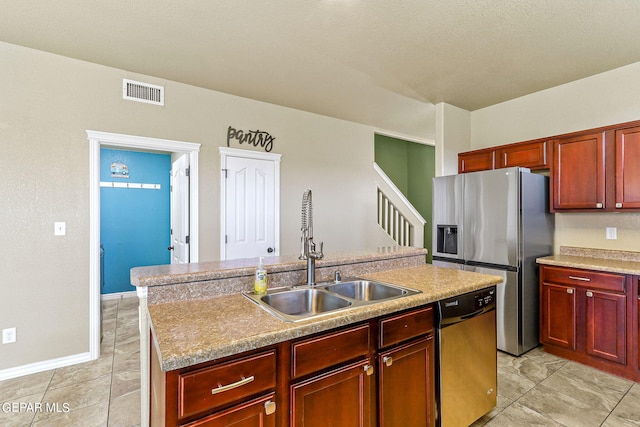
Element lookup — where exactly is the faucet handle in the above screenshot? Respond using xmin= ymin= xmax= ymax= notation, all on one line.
xmin=317 ymin=241 xmax=324 ymax=259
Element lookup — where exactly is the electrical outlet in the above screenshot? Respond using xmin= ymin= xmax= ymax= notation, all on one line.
xmin=2 ymin=327 xmax=16 ymax=344
xmin=606 ymin=227 xmax=617 ymax=240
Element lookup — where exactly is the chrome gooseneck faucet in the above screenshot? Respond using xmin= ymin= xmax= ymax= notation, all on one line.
xmin=299 ymin=189 xmax=323 ymax=285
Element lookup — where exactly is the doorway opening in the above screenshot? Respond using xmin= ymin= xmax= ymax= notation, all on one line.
xmin=88 ymin=130 xmax=200 ymax=360
xmin=374 ymin=132 xmax=435 ymax=262
xmin=100 ymin=148 xmax=171 ymax=295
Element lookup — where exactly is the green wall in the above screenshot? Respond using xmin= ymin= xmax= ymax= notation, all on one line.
xmin=374 ymin=134 xmax=435 ymax=263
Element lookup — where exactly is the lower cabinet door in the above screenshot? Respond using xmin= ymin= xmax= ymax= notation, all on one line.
xmin=378 ymin=337 xmax=433 ymax=427
xmin=290 ymin=359 xmax=372 ymax=427
xmin=541 ymin=283 xmax=577 ymax=350
xmin=586 ymin=290 xmax=627 ymax=364
xmin=185 ymin=393 xmax=276 ymax=427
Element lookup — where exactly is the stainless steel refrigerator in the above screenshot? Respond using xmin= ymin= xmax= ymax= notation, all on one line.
xmin=432 ymin=167 xmax=554 ymax=356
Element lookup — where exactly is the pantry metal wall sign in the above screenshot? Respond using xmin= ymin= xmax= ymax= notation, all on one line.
xmin=227 ymin=125 xmax=276 ymax=152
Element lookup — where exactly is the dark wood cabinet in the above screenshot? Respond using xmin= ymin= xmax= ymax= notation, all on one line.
xmin=551 ymin=132 xmax=606 ymax=211
xmin=185 ymin=394 xmax=276 ymax=427
xmin=458 ymin=149 xmax=496 ymax=173
xmin=458 ymin=139 xmax=549 ymax=173
xmin=498 ymin=140 xmax=549 ymax=170
xmin=636 ymin=276 xmax=640 ymax=373
xmin=377 ymin=306 xmax=435 ymax=427
xmin=291 ymin=359 xmax=373 ymax=427
xmin=291 ymin=323 xmax=370 ymax=379
xmin=585 ymin=289 xmax=626 ymax=364
xmin=615 ymin=126 xmax=640 ymax=209
xmin=290 ymin=323 xmax=373 ymax=427
xmin=150 ymin=342 xmax=279 ymax=427
xmin=378 ymin=337 xmax=433 ymax=427
xmin=457 ymin=119 xmax=640 ymax=213
xmin=540 ymin=282 xmax=576 ymax=350
xmin=540 ymin=265 xmax=638 ymax=381
xmin=178 ymin=351 xmax=277 ymax=420
xmin=151 ymin=304 xmax=437 ymax=427
xmin=550 ymin=123 xmax=640 ymax=212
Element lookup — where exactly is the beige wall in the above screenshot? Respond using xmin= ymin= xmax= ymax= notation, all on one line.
xmin=469 ymin=61 xmax=640 ymax=252
xmin=0 ymin=41 xmax=407 ymax=372
xmin=435 ymin=102 xmax=471 ymax=176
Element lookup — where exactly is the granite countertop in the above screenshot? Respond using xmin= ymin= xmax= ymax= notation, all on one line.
xmin=149 ymin=264 xmax=502 ymax=372
xmin=537 ymin=246 xmax=640 ymax=275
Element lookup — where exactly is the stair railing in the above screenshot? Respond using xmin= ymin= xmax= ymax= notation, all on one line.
xmin=373 ymin=163 xmax=426 ymax=248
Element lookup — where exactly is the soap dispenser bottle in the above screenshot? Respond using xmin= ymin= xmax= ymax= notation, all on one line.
xmin=254 ymin=256 xmax=268 ymax=294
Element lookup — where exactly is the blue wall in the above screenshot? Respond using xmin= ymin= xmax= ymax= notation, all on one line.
xmin=100 ymin=148 xmax=171 ymax=294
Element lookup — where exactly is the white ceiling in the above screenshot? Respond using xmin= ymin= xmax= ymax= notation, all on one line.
xmin=1 ymin=0 xmax=640 ymax=137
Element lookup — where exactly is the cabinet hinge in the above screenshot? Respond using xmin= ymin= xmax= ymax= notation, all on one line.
xmin=186 ymin=167 xmax=190 ymax=177
xmin=186 ymin=235 xmax=190 ymax=244
xmin=222 ymin=168 xmax=228 ymax=178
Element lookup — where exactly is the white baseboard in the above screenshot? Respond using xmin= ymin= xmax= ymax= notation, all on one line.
xmin=101 ymin=290 xmax=137 ymax=300
xmin=0 ymin=352 xmax=93 ymax=381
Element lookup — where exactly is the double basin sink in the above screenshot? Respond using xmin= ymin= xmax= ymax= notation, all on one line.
xmin=244 ymin=279 xmax=421 ymax=322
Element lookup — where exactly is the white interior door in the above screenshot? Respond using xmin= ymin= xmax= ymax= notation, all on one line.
xmin=170 ymin=154 xmax=190 ymax=264
xmin=223 ymin=153 xmax=279 ymax=260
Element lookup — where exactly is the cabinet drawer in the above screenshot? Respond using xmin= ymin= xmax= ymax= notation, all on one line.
xmin=292 ymin=323 xmax=370 ymax=379
xmin=379 ymin=306 xmax=434 ymax=348
xmin=184 ymin=393 xmax=276 ymax=427
xmin=541 ymin=266 xmax=625 ymax=293
xmin=178 ymin=350 xmax=276 ymax=419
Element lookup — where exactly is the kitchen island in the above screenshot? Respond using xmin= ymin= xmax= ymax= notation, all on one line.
xmin=132 ymin=247 xmax=502 ymax=427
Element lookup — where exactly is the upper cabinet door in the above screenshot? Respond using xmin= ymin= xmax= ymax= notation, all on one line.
xmin=552 ymin=133 xmax=606 ymax=211
xmin=615 ymin=126 xmax=640 ymax=210
xmin=458 ymin=149 xmax=496 ymax=173
xmin=499 ymin=140 xmax=549 ymax=170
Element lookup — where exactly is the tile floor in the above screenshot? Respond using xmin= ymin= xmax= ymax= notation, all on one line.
xmin=1 ymin=296 xmax=639 ymax=427
xmin=473 ymin=347 xmax=640 ymax=426
xmin=0 ymin=297 xmax=140 ymax=427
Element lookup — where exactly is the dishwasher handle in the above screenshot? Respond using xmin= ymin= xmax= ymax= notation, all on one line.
xmin=438 ymin=305 xmax=494 ymax=328
xmin=461 ymin=307 xmax=488 ymax=321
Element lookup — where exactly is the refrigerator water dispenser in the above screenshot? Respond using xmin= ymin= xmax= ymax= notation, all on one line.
xmin=437 ymin=225 xmax=458 ymax=255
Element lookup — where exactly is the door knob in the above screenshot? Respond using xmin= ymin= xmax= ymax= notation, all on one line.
xmin=167 ymin=246 xmax=174 ymax=251
xmin=267 ymin=247 xmax=274 ymax=253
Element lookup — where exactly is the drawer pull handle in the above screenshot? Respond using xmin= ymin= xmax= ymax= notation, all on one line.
xmin=596 ymin=203 xmax=603 ymax=208
xmin=616 ymin=202 xmax=623 ymax=208
xmin=364 ymin=365 xmax=374 ymax=376
xmin=264 ymin=400 xmax=276 ymax=416
xmin=586 ymin=291 xmax=593 ymax=297
xmin=383 ymin=356 xmax=393 ymax=367
xmin=211 ymin=375 xmax=255 ymax=395
xmin=568 ymin=276 xmax=590 ymax=282
xmin=567 ymin=288 xmax=574 ymax=294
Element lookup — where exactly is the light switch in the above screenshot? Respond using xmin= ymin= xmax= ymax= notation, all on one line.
xmin=54 ymin=222 xmax=66 ymax=236
xmin=606 ymin=227 xmax=617 ymax=240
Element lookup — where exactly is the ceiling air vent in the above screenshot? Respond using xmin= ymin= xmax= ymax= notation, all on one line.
xmin=122 ymin=79 xmax=164 ymax=106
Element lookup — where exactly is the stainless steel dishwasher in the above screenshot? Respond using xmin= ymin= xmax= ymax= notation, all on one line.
xmin=435 ymin=286 xmax=497 ymax=427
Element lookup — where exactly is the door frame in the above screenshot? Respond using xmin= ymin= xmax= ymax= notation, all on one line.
xmin=219 ymin=147 xmax=281 ymax=260
xmin=88 ymin=130 xmax=200 ymax=359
